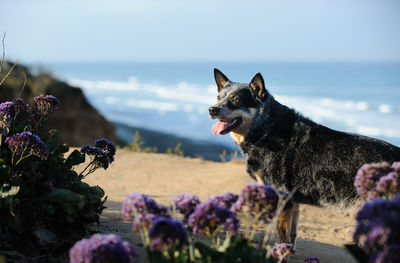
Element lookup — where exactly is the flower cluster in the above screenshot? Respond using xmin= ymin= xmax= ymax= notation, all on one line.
xmin=205 ymin=192 xmax=238 ymax=209
xmin=122 ymin=192 xmax=170 ymax=235
xmin=269 ymin=243 xmax=293 ymax=262
xmin=149 ymin=217 xmax=188 ymax=252
xmin=354 ymin=162 xmax=400 ymax=201
xmin=188 ymin=200 xmax=240 ymax=236
xmin=34 ymin=94 xmax=60 ymax=115
xmin=0 ymin=101 xmax=13 ymax=134
xmin=231 ymin=183 xmax=280 ymax=223
xmin=304 ymin=256 xmax=321 ymax=263
xmin=80 ymin=139 xmax=116 ymax=175
xmin=173 ymin=193 xmax=201 ymax=222
xmin=5 ymin=131 xmax=49 ymax=164
xmin=353 ymin=194 xmax=400 ymax=262
xmin=69 ymin=234 xmax=137 ymax=263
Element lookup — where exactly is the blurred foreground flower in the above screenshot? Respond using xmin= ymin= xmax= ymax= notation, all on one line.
xmin=69 ymin=234 xmax=137 ymax=263
xmin=5 ymin=131 xmax=48 ymax=165
xmin=353 ymin=194 xmax=400 ymax=262
xmin=173 ymin=193 xmax=200 ymax=222
xmin=231 ymin=183 xmax=280 ymax=223
xmin=122 ymin=192 xmax=170 ymax=222
xmin=304 ymin=256 xmax=321 ymax=263
xmin=269 ymin=243 xmax=293 ymax=262
xmin=188 ymin=200 xmax=239 ymax=236
xmin=149 ymin=217 xmax=188 ymax=252
xmin=205 ymin=192 xmax=238 ymax=209
xmin=354 ymin=162 xmax=400 ymax=201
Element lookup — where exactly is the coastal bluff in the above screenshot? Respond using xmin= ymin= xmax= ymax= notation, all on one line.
xmin=0 ymin=61 xmax=116 ymax=146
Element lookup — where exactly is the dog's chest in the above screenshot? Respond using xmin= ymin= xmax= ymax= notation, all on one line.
xmin=230 ymin=132 xmax=245 ymax=146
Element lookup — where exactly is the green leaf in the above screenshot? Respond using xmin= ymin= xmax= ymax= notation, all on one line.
xmin=344 ymin=244 xmax=368 ymax=263
xmin=88 ymin=185 xmax=105 ymax=197
xmin=41 ymin=188 xmax=85 ymax=215
xmin=58 ymin=143 xmax=69 ymax=153
xmin=65 ymin=150 xmax=85 ymax=168
xmin=0 ymin=184 xmax=20 ymax=198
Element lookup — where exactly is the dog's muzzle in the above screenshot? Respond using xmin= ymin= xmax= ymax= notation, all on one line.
xmin=209 ymin=107 xmax=221 ymax=118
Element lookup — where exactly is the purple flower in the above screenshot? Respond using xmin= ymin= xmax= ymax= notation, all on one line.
xmin=269 ymin=243 xmax=293 ymax=262
xmin=34 ymin=94 xmax=60 ymax=115
xmin=122 ymin=192 xmax=170 ymax=221
xmin=149 ymin=217 xmax=188 ymax=252
xmin=205 ymin=192 xmax=239 ymax=209
xmin=375 ymin=172 xmax=399 ymax=199
xmin=375 ymin=245 xmax=400 ymax=263
xmin=5 ymin=132 xmax=49 ymax=163
xmin=81 ymin=139 xmax=116 ymax=170
xmin=81 ymin=145 xmax=111 ymax=169
xmin=304 ymin=256 xmax=321 ymax=263
xmin=69 ymin=234 xmax=137 ymax=263
xmin=173 ymin=193 xmax=200 ymax=221
xmin=188 ymin=200 xmax=239 ymax=235
xmin=0 ymin=101 xmax=13 ymax=134
xmin=353 ymin=194 xmax=400 ymax=261
xmin=94 ymin=138 xmax=116 ymax=163
xmin=12 ymin=98 xmax=29 ymax=112
xmin=132 ymin=213 xmax=157 ymax=233
xmin=231 ymin=183 xmax=279 ymax=223
xmin=392 ymin=162 xmax=400 ymax=173
xmin=354 ymin=162 xmax=394 ymax=201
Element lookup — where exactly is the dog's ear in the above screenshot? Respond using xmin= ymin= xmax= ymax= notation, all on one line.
xmin=214 ymin=68 xmax=230 ymax=92
xmin=250 ymin=73 xmax=267 ymax=101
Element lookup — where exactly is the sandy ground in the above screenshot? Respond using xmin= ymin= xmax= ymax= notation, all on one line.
xmin=82 ymin=149 xmax=359 ymax=263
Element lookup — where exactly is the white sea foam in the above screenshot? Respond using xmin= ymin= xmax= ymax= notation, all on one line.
xmin=68 ymin=78 xmax=400 ymax=146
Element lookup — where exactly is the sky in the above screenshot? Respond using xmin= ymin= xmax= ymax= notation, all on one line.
xmin=1 ymin=0 xmax=400 ymax=63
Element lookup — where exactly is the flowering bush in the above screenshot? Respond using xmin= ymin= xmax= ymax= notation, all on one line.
xmin=0 ymin=96 xmax=115 ymax=259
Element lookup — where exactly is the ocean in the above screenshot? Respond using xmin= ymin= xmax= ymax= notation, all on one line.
xmin=42 ymin=62 xmax=400 ymax=151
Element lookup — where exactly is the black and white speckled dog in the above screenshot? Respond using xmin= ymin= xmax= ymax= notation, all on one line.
xmin=209 ymin=68 xmax=400 ymax=248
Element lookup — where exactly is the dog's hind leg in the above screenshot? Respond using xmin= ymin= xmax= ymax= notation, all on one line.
xmin=289 ymin=203 xmax=300 ymax=252
xmin=277 ymin=208 xmax=292 ymax=244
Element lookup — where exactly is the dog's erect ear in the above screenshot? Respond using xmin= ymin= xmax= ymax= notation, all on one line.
xmin=250 ymin=73 xmax=267 ymax=101
xmin=214 ymin=68 xmax=230 ymax=92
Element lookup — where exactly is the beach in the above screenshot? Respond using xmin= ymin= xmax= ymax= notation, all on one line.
xmin=82 ymin=149 xmax=359 ymax=263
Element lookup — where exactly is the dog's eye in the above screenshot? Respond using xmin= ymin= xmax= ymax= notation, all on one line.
xmin=217 ymin=95 xmax=221 ymax=100
xmin=233 ymin=98 xmax=239 ymax=104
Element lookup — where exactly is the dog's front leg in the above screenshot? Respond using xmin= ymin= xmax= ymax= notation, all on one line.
xmin=277 ymin=203 xmax=299 ymax=253
xmin=289 ymin=203 xmax=299 ymax=252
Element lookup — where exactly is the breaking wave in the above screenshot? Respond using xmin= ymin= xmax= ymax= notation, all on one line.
xmin=69 ymin=78 xmax=400 ymax=147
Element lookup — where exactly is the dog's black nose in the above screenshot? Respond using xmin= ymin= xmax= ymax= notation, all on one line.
xmin=209 ymin=107 xmax=220 ymax=117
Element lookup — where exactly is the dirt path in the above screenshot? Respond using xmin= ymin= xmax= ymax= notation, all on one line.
xmin=82 ymin=150 xmax=358 ymax=263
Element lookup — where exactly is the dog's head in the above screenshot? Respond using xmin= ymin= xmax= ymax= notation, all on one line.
xmin=209 ymin=68 xmax=268 ymax=137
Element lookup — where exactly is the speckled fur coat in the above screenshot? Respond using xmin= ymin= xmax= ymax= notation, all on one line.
xmin=239 ymin=94 xmax=400 ymax=207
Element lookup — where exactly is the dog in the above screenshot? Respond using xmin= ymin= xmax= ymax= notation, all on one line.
xmin=209 ymin=68 xmax=400 ymax=249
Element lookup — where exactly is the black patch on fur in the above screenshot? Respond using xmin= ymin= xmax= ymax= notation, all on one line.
xmin=227 ymin=88 xmax=258 ymax=110
xmin=239 ymin=94 xmax=400 ymax=207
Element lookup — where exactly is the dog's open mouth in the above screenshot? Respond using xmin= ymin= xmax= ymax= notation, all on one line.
xmin=212 ymin=118 xmax=242 ymax=135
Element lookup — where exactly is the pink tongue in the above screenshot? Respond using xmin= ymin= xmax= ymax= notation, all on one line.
xmin=212 ymin=121 xmax=229 ymax=135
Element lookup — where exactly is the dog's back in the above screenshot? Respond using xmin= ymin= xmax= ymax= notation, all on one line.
xmin=241 ymin=97 xmax=400 ymax=207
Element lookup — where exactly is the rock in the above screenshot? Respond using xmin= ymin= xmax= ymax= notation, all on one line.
xmin=0 ymin=61 xmax=116 ymax=146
